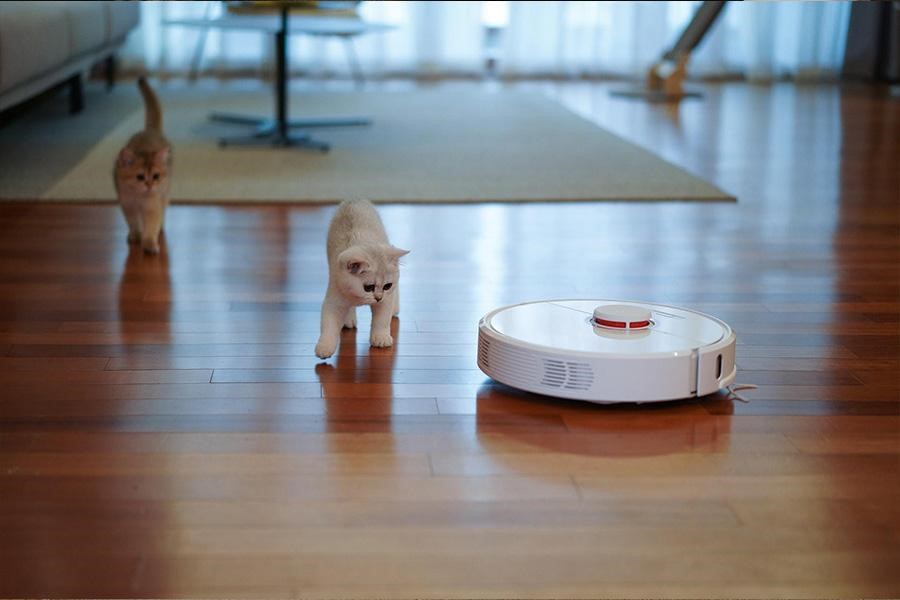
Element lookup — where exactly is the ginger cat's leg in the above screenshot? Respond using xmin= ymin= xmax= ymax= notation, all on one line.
xmin=159 ymin=197 xmax=168 ymax=234
xmin=122 ymin=203 xmax=142 ymax=244
xmin=141 ymin=198 xmax=164 ymax=254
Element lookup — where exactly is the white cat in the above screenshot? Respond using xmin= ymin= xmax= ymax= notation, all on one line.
xmin=315 ymin=199 xmax=409 ymax=359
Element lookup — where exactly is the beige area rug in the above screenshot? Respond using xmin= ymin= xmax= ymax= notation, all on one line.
xmin=34 ymin=89 xmax=732 ymax=203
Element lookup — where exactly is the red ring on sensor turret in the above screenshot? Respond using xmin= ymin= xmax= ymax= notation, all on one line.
xmin=593 ymin=318 xmax=651 ymax=329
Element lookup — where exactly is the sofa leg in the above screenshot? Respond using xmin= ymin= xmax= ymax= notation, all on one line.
xmin=104 ymin=55 xmax=117 ymax=91
xmin=68 ymin=74 xmax=84 ymax=114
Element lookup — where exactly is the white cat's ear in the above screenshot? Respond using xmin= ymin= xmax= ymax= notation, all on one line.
xmin=347 ymin=260 xmax=368 ymax=275
xmin=117 ymin=147 xmax=136 ymax=167
xmin=338 ymin=248 xmax=369 ymax=275
xmin=387 ymin=246 xmax=410 ymax=264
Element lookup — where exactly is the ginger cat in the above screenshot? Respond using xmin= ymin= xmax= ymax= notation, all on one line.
xmin=113 ymin=77 xmax=171 ymax=254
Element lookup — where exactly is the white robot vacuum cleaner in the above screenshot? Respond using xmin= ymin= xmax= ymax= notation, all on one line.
xmin=477 ymin=300 xmax=737 ymax=404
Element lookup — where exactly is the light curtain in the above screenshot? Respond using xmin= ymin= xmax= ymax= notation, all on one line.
xmin=121 ymin=1 xmax=851 ymax=80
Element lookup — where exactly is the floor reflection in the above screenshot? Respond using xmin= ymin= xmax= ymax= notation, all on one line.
xmin=315 ymin=314 xmax=401 ymax=433
xmin=2 ymin=239 xmax=189 ymax=596
xmin=117 ymin=235 xmax=172 ymax=342
xmin=474 ymin=381 xmax=734 ymax=457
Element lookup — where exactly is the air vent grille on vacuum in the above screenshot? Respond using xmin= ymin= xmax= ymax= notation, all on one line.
xmin=479 ymin=332 xmax=542 ymax=388
xmin=541 ymin=359 xmax=594 ymax=391
xmin=477 ymin=336 xmax=491 ymax=369
xmin=541 ymin=359 xmax=566 ymax=387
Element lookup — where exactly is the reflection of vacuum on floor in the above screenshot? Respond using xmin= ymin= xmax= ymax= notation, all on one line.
xmin=611 ymin=1 xmax=728 ymax=102
xmin=477 ymin=299 xmax=740 ymax=404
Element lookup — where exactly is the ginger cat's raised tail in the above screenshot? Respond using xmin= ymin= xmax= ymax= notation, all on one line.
xmin=139 ymin=76 xmax=162 ymax=132
xmin=113 ymin=77 xmax=172 ymax=254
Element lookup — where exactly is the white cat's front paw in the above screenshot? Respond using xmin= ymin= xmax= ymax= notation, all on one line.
xmin=370 ymin=331 xmax=393 ymax=348
xmin=315 ymin=337 xmax=338 ymax=359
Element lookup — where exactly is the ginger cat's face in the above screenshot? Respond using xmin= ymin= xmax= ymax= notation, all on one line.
xmin=115 ymin=147 xmax=170 ymax=196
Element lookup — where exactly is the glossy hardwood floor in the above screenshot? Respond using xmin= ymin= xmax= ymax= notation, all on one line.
xmin=1 ymin=80 xmax=898 ymax=598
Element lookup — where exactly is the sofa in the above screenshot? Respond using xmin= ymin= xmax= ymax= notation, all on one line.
xmin=0 ymin=1 xmax=139 ymax=113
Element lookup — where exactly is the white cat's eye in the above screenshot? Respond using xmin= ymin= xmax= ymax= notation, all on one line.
xmin=363 ymin=284 xmax=375 ymax=292
xmin=382 ymin=283 xmax=392 ymax=290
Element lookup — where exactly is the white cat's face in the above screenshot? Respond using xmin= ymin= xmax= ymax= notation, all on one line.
xmin=336 ymin=244 xmax=408 ymax=305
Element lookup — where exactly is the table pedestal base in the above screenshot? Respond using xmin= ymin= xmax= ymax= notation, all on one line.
xmin=211 ymin=112 xmax=370 ymax=151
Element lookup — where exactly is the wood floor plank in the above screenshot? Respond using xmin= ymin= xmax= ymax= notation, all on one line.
xmin=738 ymin=357 xmax=899 ymax=372
xmin=713 ymin=384 xmax=899 ymax=402
xmin=0 ymin=473 xmax=580 ymax=502
xmin=9 ymin=524 xmax=898 ymax=561
xmin=212 ymin=368 xmax=488 ymax=384
xmin=428 ymin=451 xmax=900 ymax=478
xmin=730 ymin=369 xmax=862 ymax=385
xmin=0 ymin=431 xmax=578 ymax=455
xmin=574 ymin=473 xmax=900 ymax=501
xmin=716 ymin=415 xmax=900 ymax=434
xmin=106 ymin=354 xmax=476 ymax=371
xmin=0 ymin=368 xmax=213 ymax=384
xmin=853 ymin=370 xmax=900 ymax=386
xmin=9 ymin=342 xmax=476 ymax=358
xmin=765 ymin=301 xmax=900 ymax=313
xmin=785 ymin=432 xmax=900 ymax=454
xmin=0 ymin=330 xmax=478 ymax=345
xmin=0 ymin=397 xmax=441 ymax=419
xmin=0 ymin=496 xmax=739 ymax=529
xmin=704 ymin=399 xmax=900 ymax=416
xmin=0 ymin=356 xmax=110 ymax=371
xmin=5 ymin=552 xmax=895 ymax=599
xmin=0 ymin=452 xmax=433 ymax=477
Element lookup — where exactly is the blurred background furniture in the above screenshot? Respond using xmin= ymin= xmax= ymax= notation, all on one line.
xmin=843 ymin=0 xmax=900 ymax=82
xmin=183 ymin=1 xmax=388 ymax=86
xmin=0 ymin=1 xmax=139 ymax=114
xmin=130 ymin=2 xmax=852 ymax=84
xmin=612 ymin=1 xmax=728 ymax=102
xmin=165 ymin=1 xmax=391 ymax=150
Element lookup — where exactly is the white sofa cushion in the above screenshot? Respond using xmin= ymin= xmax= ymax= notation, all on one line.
xmin=58 ymin=1 xmax=109 ymax=57
xmin=0 ymin=1 xmax=139 ymax=96
xmin=0 ymin=3 xmax=72 ymax=93
xmin=106 ymin=2 xmax=140 ymax=42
